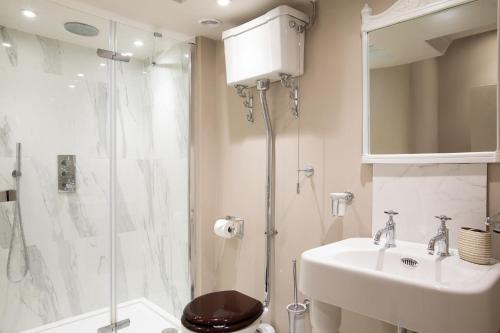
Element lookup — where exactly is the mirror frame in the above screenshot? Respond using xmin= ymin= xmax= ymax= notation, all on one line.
xmin=361 ymin=0 xmax=500 ymax=164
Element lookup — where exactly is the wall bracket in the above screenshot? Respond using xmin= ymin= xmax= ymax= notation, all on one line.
xmin=280 ymin=73 xmax=300 ymax=119
xmin=235 ymin=85 xmax=254 ymax=123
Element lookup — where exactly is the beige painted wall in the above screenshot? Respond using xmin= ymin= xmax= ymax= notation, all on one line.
xmin=439 ymin=30 xmax=497 ymax=153
xmin=370 ymin=59 xmax=440 ymax=154
xmin=371 ymin=30 xmax=496 ymax=155
xmin=193 ymin=0 xmax=500 ymax=332
xmin=410 ymin=58 xmax=439 ymax=153
xmin=370 ymin=65 xmax=412 ymax=154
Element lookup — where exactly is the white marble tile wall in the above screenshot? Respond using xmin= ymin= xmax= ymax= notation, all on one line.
xmin=372 ymin=164 xmax=487 ymax=248
xmin=0 ymin=26 xmax=190 ymax=332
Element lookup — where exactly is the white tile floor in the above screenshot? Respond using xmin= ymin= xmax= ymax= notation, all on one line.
xmin=22 ymin=298 xmax=181 ymax=333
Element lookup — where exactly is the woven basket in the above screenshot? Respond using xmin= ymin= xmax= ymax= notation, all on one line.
xmin=458 ymin=227 xmax=492 ymax=265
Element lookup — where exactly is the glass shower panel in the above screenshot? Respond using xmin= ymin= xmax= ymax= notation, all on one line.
xmin=114 ymin=23 xmax=191 ymax=329
xmin=0 ymin=0 xmax=112 ymax=331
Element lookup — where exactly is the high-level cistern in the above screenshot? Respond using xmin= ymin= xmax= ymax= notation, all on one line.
xmin=374 ymin=210 xmax=398 ymax=247
xmin=428 ymin=215 xmax=451 ymax=256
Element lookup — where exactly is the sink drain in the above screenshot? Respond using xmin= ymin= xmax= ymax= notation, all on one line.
xmin=401 ymin=257 xmax=418 ymax=268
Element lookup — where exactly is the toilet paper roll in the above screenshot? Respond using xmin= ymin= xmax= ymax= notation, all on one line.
xmin=214 ymin=219 xmax=234 ymax=238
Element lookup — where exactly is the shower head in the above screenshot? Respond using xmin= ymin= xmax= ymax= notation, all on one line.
xmin=64 ymin=22 xmax=99 ymax=37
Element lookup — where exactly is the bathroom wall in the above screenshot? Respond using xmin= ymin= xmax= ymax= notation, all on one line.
xmin=370 ymin=64 xmax=412 ymax=154
xmin=194 ymin=0 xmax=397 ymax=332
xmin=438 ymin=30 xmax=497 ymax=153
xmin=194 ymin=1 xmax=500 ymax=333
xmin=371 ymin=30 xmax=496 ymax=155
xmin=0 ymin=26 xmax=190 ymax=332
xmin=372 ymin=164 xmax=487 ymax=247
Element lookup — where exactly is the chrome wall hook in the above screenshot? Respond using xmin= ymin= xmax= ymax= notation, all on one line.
xmin=235 ymin=84 xmax=254 ymax=123
xmin=298 ymin=165 xmax=314 ymax=177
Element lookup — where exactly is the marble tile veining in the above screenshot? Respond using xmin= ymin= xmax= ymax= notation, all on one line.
xmin=0 ymin=26 xmax=191 ymax=332
xmin=0 ymin=204 xmax=13 ymax=249
xmin=36 ymin=36 xmax=62 ymax=75
xmin=373 ymin=164 xmax=487 ymax=248
xmin=0 ymin=116 xmax=13 ymax=157
xmin=22 ymin=246 xmax=60 ymax=323
xmin=0 ymin=26 xmax=18 ymax=67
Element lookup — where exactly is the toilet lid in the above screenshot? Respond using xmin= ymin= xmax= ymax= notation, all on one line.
xmin=182 ymin=290 xmax=263 ymax=331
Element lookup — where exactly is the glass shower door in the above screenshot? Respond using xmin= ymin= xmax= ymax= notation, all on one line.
xmin=0 ymin=0 xmax=113 ymax=332
xmin=111 ymin=23 xmax=192 ymax=331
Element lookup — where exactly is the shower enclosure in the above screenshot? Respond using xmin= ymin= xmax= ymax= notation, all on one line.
xmin=0 ymin=0 xmax=192 ymax=332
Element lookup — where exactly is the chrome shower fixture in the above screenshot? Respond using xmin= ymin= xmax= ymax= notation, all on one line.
xmin=279 ymin=73 xmax=300 ymax=119
xmin=235 ymin=85 xmax=254 ymax=123
xmin=7 ymin=143 xmax=29 ymax=283
xmin=64 ymin=22 xmax=99 ymax=37
xmin=97 ymin=49 xmax=131 ymax=62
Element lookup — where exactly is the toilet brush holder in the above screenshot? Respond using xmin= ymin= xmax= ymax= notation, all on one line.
xmin=287 ymin=259 xmax=310 ymax=333
xmin=287 ymin=302 xmax=309 ymax=333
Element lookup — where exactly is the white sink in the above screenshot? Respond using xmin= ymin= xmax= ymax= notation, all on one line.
xmin=300 ymin=238 xmax=500 ymax=333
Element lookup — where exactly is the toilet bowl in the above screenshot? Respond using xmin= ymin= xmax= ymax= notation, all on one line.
xmin=181 ymin=290 xmax=264 ymax=333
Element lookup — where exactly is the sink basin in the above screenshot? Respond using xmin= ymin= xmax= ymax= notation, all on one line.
xmin=300 ymin=238 xmax=500 ymax=333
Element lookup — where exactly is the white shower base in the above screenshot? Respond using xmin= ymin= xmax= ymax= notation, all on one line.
xmin=22 ymin=298 xmax=181 ymax=333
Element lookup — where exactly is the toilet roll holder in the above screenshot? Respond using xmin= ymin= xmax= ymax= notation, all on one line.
xmin=225 ymin=216 xmax=245 ymax=239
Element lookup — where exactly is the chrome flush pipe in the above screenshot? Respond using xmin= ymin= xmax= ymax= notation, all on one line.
xmin=305 ymin=0 xmax=318 ymax=31
xmin=256 ymin=79 xmax=275 ymax=310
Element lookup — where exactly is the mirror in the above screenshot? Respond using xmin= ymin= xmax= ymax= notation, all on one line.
xmin=367 ymin=0 xmax=498 ymax=157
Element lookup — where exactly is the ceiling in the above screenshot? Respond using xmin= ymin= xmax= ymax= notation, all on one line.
xmin=0 ymin=0 xmax=312 ymax=61
xmin=369 ymin=0 xmax=497 ymax=68
xmin=57 ymin=0 xmax=312 ymax=40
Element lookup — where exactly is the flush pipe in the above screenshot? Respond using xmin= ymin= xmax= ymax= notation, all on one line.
xmin=305 ymin=0 xmax=318 ymax=31
xmin=256 ymin=79 xmax=276 ymax=312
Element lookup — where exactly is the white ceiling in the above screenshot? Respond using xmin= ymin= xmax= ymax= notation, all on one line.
xmin=0 ymin=0 xmax=312 ymax=61
xmin=369 ymin=0 xmax=497 ymax=68
xmin=58 ymin=0 xmax=312 ymax=40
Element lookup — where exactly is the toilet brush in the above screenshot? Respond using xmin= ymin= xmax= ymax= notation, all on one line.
xmin=286 ymin=259 xmax=309 ymax=333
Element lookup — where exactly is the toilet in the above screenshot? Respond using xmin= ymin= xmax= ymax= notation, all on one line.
xmin=181 ymin=290 xmax=264 ymax=333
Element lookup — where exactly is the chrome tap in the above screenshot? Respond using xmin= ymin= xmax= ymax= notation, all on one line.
xmin=374 ymin=210 xmax=398 ymax=247
xmin=486 ymin=212 xmax=500 ymax=233
xmin=428 ymin=215 xmax=451 ymax=256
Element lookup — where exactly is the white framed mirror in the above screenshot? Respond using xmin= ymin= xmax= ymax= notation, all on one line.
xmin=362 ymin=0 xmax=500 ymax=163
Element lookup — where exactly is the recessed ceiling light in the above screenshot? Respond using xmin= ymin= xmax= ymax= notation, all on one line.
xmin=77 ymin=73 xmax=85 ymax=77
xmin=198 ymin=18 xmax=222 ymax=27
xmin=2 ymin=42 xmax=12 ymax=48
xmin=133 ymin=40 xmax=144 ymax=47
xmin=68 ymin=84 xmax=76 ymax=89
xmin=121 ymin=52 xmax=133 ymax=57
xmin=99 ymin=63 xmax=106 ymax=67
xmin=217 ymin=0 xmax=232 ymax=6
xmin=21 ymin=10 xmax=37 ymax=18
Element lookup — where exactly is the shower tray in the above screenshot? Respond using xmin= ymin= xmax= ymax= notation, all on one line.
xmin=22 ymin=298 xmax=181 ymax=333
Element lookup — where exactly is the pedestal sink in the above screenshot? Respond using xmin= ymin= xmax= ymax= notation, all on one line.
xmin=300 ymin=238 xmax=500 ymax=333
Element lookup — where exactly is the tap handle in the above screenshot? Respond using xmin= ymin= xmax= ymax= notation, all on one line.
xmin=435 ymin=215 xmax=452 ymax=225
xmin=486 ymin=215 xmax=500 ymax=234
xmin=384 ymin=210 xmax=399 ymax=216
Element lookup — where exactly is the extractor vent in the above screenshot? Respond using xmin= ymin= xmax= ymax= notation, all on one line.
xmin=170 ymin=0 xmax=187 ymax=3
xmin=401 ymin=257 xmax=418 ymax=268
